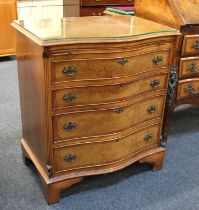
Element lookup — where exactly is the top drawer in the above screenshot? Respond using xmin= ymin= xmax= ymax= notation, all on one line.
xmin=182 ymin=35 xmax=199 ymax=56
xmin=51 ymin=50 xmax=170 ymax=83
xmin=81 ymin=0 xmax=134 ymax=6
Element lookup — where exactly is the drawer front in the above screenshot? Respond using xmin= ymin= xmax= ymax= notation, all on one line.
xmin=80 ymin=7 xmax=106 ymax=16
xmin=179 ymin=57 xmax=199 ymax=78
xmin=53 ymin=95 xmax=165 ymax=142
xmin=52 ymin=50 xmax=170 ymax=83
xmin=53 ymin=123 xmax=160 ymax=173
xmin=177 ymin=79 xmax=199 ymax=100
xmin=182 ymin=35 xmax=199 ymax=56
xmin=52 ymin=73 xmax=167 ymax=109
xmin=81 ymin=0 xmax=134 ymax=6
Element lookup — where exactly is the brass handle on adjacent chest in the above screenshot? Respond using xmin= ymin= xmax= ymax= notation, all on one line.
xmin=63 ymin=154 xmax=77 ymax=162
xmin=147 ymin=105 xmax=156 ymax=113
xmin=150 ymin=79 xmax=160 ymax=88
xmin=144 ymin=134 xmax=153 ymax=142
xmin=192 ymin=40 xmax=199 ymax=49
xmin=63 ymin=93 xmax=77 ymax=103
xmin=153 ymin=56 xmax=163 ymax=65
xmin=187 ymin=63 xmax=199 ymax=73
xmin=113 ymin=108 xmax=124 ymax=113
xmin=63 ymin=122 xmax=77 ymax=132
xmin=62 ymin=66 xmax=77 ymax=76
xmin=117 ymin=58 xmax=128 ymax=65
xmin=184 ymin=84 xmax=199 ymax=95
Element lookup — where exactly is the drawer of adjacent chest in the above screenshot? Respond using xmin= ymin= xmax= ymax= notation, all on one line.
xmin=81 ymin=0 xmax=134 ymax=6
xmin=177 ymin=79 xmax=199 ymax=100
xmin=51 ymin=50 xmax=170 ymax=83
xmin=179 ymin=57 xmax=199 ymax=78
xmin=182 ymin=35 xmax=199 ymax=56
xmin=52 ymin=95 xmax=165 ymax=142
xmin=52 ymin=73 xmax=168 ymax=109
xmin=53 ymin=123 xmax=160 ymax=174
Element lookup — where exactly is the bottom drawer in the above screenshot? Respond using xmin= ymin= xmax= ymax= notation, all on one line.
xmin=53 ymin=124 xmax=161 ymax=174
xmin=177 ymin=79 xmax=199 ymax=100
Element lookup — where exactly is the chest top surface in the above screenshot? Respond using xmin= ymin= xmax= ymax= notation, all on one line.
xmin=12 ymin=16 xmax=179 ymax=46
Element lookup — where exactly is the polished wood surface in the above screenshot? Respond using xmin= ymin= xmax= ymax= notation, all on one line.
xmin=177 ymin=79 xmax=199 ymax=100
xmin=182 ymin=35 xmax=199 ymax=56
xmin=179 ymin=57 xmax=199 ymax=78
xmin=53 ymin=95 xmax=165 ymax=142
xmin=52 ymin=73 xmax=168 ymax=109
xmin=135 ymin=0 xmax=199 ymax=29
xmin=13 ymin=16 xmax=177 ymax=44
xmin=53 ymin=124 xmax=161 ymax=173
xmin=13 ymin=16 xmax=180 ymax=204
xmin=52 ymin=50 xmax=170 ymax=83
xmin=0 ymin=0 xmax=17 ymax=56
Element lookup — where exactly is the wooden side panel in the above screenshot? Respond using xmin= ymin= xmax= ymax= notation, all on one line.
xmin=16 ymin=30 xmax=49 ymax=171
xmin=171 ymin=0 xmax=199 ymax=25
xmin=0 ymin=0 xmax=17 ymax=56
xmin=135 ymin=0 xmax=181 ymax=29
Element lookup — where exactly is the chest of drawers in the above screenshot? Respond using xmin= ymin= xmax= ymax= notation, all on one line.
xmin=80 ymin=0 xmax=134 ymax=16
xmin=12 ymin=16 xmax=180 ymax=204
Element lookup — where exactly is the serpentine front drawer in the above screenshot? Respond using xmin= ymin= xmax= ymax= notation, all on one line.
xmin=53 ymin=123 xmax=161 ymax=174
xmin=52 ymin=94 xmax=165 ymax=142
xmin=52 ymin=73 xmax=168 ymax=109
xmin=51 ymin=50 xmax=170 ymax=83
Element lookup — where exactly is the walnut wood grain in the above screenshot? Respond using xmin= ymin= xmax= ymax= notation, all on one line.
xmin=52 ymin=50 xmax=170 ymax=83
xmin=179 ymin=56 xmax=199 ymax=78
xmin=52 ymin=73 xmax=168 ymax=109
xmin=182 ymin=35 xmax=199 ymax=56
xmin=53 ymin=95 xmax=165 ymax=142
xmin=0 ymin=0 xmax=17 ymax=56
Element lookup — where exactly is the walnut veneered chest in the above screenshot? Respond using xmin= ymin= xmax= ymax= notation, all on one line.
xmin=12 ymin=16 xmax=180 ymax=204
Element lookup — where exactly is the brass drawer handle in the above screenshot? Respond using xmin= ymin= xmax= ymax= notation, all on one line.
xmin=63 ymin=154 xmax=77 ymax=162
xmin=63 ymin=122 xmax=77 ymax=132
xmin=62 ymin=66 xmax=77 ymax=76
xmin=187 ymin=63 xmax=199 ymax=73
xmin=150 ymin=79 xmax=160 ymax=88
xmin=113 ymin=108 xmax=124 ymax=113
xmin=192 ymin=40 xmax=199 ymax=49
xmin=63 ymin=93 xmax=77 ymax=103
xmin=147 ymin=105 xmax=156 ymax=113
xmin=185 ymin=84 xmax=199 ymax=95
xmin=117 ymin=58 xmax=128 ymax=65
xmin=153 ymin=56 xmax=163 ymax=65
xmin=144 ymin=134 xmax=153 ymax=142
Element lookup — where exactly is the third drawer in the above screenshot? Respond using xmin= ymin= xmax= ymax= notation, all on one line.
xmin=52 ymin=94 xmax=165 ymax=142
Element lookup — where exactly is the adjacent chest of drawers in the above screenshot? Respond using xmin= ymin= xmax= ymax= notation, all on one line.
xmin=135 ymin=0 xmax=199 ymax=108
xmin=80 ymin=0 xmax=134 ymax=16
xmin=13 ymin=16 xmax=180 ymax=204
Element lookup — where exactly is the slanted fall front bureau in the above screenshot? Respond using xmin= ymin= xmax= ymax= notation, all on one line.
xmin=12 ymin=16 xmax=180 ymax=204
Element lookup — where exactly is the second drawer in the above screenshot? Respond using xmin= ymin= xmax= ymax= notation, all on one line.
xmin=52 ymin=73 xmax=168 ymax=109
xmin=52 ymin=95 xmax=165 ymax=142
